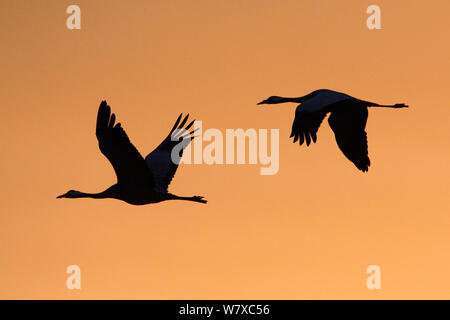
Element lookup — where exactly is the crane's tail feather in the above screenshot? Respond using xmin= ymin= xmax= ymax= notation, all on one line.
xmin=371 ymin=103 xmax=408 ymax=108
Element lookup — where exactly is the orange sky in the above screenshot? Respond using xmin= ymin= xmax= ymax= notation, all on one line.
xmin=0 ymin=0 xmax=449 ymax=299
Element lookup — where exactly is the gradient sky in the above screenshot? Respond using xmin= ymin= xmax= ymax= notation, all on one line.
xmin=1 ymin=0 xmax=449 ymax=299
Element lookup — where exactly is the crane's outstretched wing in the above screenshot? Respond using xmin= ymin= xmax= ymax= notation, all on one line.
xmin=145 ymin=114 xmax=196 ymax=192
xmin=328 ymin=105 xmax=370 ymax=172
xmin=290 ymin=90 xmax=356 ymax=146
xmin=290 ymin=110 xmax=327 ymax=146
xmin=96 ymin=101 xmax=153 ymax=185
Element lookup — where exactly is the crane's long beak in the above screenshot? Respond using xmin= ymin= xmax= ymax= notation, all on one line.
xmin=257 ymin=100 xmax=267 ymax=105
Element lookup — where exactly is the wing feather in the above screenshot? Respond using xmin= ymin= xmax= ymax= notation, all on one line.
xmin=290 ymin=110 xmax=327 ymax=146
xmin=328 ymin=105 xmax=371 ymax=172
xmin=145 ymin=114 xmax=195 ymax=192
xmin=96 ymin=101 xmax=153 ymax=185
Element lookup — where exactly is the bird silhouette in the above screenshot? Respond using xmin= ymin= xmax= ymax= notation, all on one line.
xmin=57 ymin=101 xmax=206 ymax=205
xmin=258 ymin=89 xmax=408 ymax=171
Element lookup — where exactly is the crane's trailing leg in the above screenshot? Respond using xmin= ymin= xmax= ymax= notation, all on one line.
xmin=369 ymin=103 xmax=408 ymax=108
xmin=168 ymin=194 xmax=207 ymax=204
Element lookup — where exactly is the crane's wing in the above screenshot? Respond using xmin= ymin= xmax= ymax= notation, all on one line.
xmin=145 ymin=114 xmax=196 ymax=192
xmin=298 ymin=90 xmax=354 ymax=113
xmin=327 ymin=105 xmax=371 ymax=172
xmin=290 ymin=90 xmax=357 ymax=146
xmin=96 ymin=101 xmax=153 ymax=185
xmin=290 ymin=110 xmax=327 ymax=146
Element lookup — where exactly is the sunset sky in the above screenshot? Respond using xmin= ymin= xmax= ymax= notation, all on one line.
xmin=1 ymin=0 xmax=449 ymax=299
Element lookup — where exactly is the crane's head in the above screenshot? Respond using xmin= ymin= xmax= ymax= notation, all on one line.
xmin=257 ymin=96 xmax=284 ymax=105
xmin=57 ymin=190 xmax=83 ymax=198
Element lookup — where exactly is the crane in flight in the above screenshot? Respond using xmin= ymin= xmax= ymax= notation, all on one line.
xmin=258 ymin=89 xmax=408 ymax=171
xmin=57 ymin=101 xmax=207 ymax=205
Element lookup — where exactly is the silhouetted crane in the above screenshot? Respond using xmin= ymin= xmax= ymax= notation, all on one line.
xmin=258 ymin=89 xmax=408 ymax=171
xmin=57 ymin=101 xmax=206 ymax=205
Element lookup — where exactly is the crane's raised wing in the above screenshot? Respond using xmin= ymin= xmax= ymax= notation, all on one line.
xmin=328 ymin=105 xmax=370 ymax=172
xmin=96 ymin=101 xmax=153 ymax=185
xmin=145 ymin=114 xmax=196 ymax=192
xmin=290 ymin=110 xmax=327 ymax=146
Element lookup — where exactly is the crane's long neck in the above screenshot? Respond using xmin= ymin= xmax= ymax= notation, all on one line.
xmin=57 ymin=185 xmax=119 ymax=199
xmin=277 ymin=94 xmax=314 ymax=104
xmin=81 ymin=185 xmax=119 ymax=199
xmin=75 ymin=191 xmax=111 ymax=199
xmin=277 ymin=97 xmax=305 ymax=103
